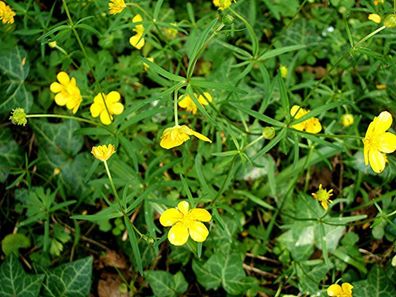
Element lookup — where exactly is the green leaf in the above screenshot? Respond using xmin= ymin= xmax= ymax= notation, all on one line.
xmin=1 ymin=233 xmax=31 ymax=256
xmin=42 ymin=257 xmax=93 ymax=297
xmin=145 ymin=271 xmax=188 ymax=297
xmin=296 ymin=262 xmax=331 ymax=295
xmin=353 ymin=265 xmax=396 ymax=297
xmin=0 ymin=127 xmax=22 ymax=183
xmin=0 ymin=254 xmax=44 ymax=297
xmin=258 ymin=44 xmax=307 ymax=61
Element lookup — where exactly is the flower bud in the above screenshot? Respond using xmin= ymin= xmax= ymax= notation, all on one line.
xmin=262 ymin=127 xmax=275 ymax=140
xmin=384 ymin=14 xmax=396 ymax=28
xmin=9 ymin=108 xmax=27 ymax=126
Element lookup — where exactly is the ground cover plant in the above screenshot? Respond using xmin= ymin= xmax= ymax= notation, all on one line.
xmin=1 ymin=0 xmax=396 ymax=296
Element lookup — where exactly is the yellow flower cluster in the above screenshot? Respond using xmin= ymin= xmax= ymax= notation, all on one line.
xmin=0 ymin=1 xmax=15 ymax=24
xmin=178 ymin=92 xmax=212 ymax=115
xmin=363 ymin=111 xmax=396 ymax=173
xmin=290 ymin=105 xmax=322 ymax=134
xmin=160 ymin=125 xmax=212 ymax=149
xmin=160 ymin=201 xmax=212 ymax=246
xmin=50 ymin=72 xmax=82 ymax=114
xmin=213 ymin=0 xmax=235 ymax=10
xmin=327 ymin=282 xmax=353 ymax=297
xmin=90 ymin=91 xmax=124 ymax=125
xmin=108 ymin=0 xmax=126 ymax=15
xmin=130 ymin=14 xmax=145 ymax=50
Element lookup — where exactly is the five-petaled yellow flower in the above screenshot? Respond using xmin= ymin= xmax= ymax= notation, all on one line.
xmin=327 ymin=282 xmax=353 ymax=297
xmin=212 ymin=0 xmax=235 ymax=10
xmin=160 ymin=125 xmax=212 ymax=149
xmin=290 ymin=105 xmax=322 ymax=134
xmin=363 ymin=111 xmax=396 ymax=173
xmin=0 ymin=1 xmax=15 ymax=24
xmin=91 ymin=144 xmax=116 ymax=162
xmin=160 ymin=201 xmax=211 ymax=246
xmin=178 ymin=92 xmax=213 ymax=114
xmin=108 ymin=0 xmax=126 ymax=15
xmin=312 ymin=184 xmax=333 ymax=210
xmin=50 ymin=72 xmax=82 ymax=114
xmin=130 ymin=14 xmax=145 ymax=49
xmin=90 ymin=91 xmax=124 ymax=125
xmin=341 ymin=114 xmax=354 ymax=127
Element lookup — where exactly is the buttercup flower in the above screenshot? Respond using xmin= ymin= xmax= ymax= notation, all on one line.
xmin=0 ymin=1 xmax=15 ymax=24
xmin=368 ymin=13 xmax=381 ymax=24
xmin=130 ymin=14 xmax=145 ymax=49
xmin=160 ymin=125 xmax=212 ymax=149
xmin=290 ymin=105 xmax=322 ymax=134
xmin=341 ymin=114 xmax=354 ymax=127
xmin=108 ymin=0 xmax=126 ymax=15
xmin=9 ymin=108 xmax=27 ymax=126
xmin=178 ymin=92 xmax=212 ymax=114
xmin=160 ymin=201 xmax=212 ymax=246
xmin=91 ymin=144 xmax=116 ymax=161
xmin=327 ymin=282 xmax=353 ymax=297
xmin=213 ymin=0 xmax=235 ymax=10
xmin=312 ymin=184 xmax=333 ymax=210
xmin=90 ymin=91 xmax=124 ymax=125
xmin=50 ymin=72 xmax=82 ymax=114
xmin=363 ymin=111 xmax=396 ymax=173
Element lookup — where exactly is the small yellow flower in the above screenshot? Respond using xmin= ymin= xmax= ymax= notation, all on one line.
xmin=376 ymin=83 xmax=387 ymax=90
xmin=363 ymin=111 xmax=396 ymax=173
xmin=178 ymin=92 xmax=213 ymax=114
xmin=160 ymin=201 xmax=212 ymax=246
xmin=50 ymin=72 xmax=82 ymax=114
xmin=213 ymin=0 xmax=235 ymax=10
xmin=341 ymin=114 xmax=354 ymax=127
xmin=290 ymin=105 xmax=322 ymax=134
xmin=90 ymin=91 xmax=124 ymax=125
xmin=48 ymin=41 xmax=57 ymax=48
xmin=108 ymin=0 xmax=126 ymax=15
xmin=143 ymin=56 xmax=154 ymax=71
xmin=9 ymin=108 xmax=27 ymax=126
xmin=280 ymin=65 xmax=288 ymax=78
xmin=129 ymin=14 xmax=145 ymax=50
xmin=327 ymin=283 xmax=353 ymax=297
xmin=368 ymin=13 xmax=382 ymax=24
xmin=374 ymin=0 xmax=384 ymax=5
xmin=91 ymin=144 xmax=116 ymax=162
xmin=0 ymin=1 xmax=15 ymax=24
xmin=312 ymin=184 xmax=333 ymax=210
xmin=160 ymin=125 xmax=212 ymax=149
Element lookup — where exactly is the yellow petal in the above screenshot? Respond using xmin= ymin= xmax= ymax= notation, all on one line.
xmin=290 ymin=105 xmax=307 ymax=119
xmin=188 ymin=221 xmax=209 ymax=242
xmin=57 ymin=72 xmax=70 ymax=85
xmin=305 ymin=118 xmax=322 ymax=134
xmin=363 ymin=140 xmax=370 ymax=165
xmin=177 ymin=201 xmax=189 ymax=215
xmin=190 ymin=208 xmax=212 ymax=222
xmin=369 ymin=149 xmax=387 ymax=173
xmin=190 ymin=130 xmax=212 ymax=143
xmin=327 ymin=284 xmax=342 ymax=296
xmin=107 ymin=91 xmax=121 ymax=103
xmin=372 ymin=111 xmax=393 ymax=134
xmin=94 ymin=93 xmax=107 ymax=104
xmin=159 ymin=208 xmax=182 ymax=227
xmin=368 ymin=13 xmax=382 ymax=24
xmin=110 ymin=102 xmax=124 ymax=115
xmin=129 ymin=34 xmax=145 ymax=49
xmin=100 ymin=111 xmax=112 ymax=125
xmin=378 ymin=132 xmax=396 ymax=153
xmin=198 ymin=92 xmax=212 ymax=105
xmin=168 ymin=222 xmax=189 ymax=246
xmin=90 ymin=102 xmax=102 ymax=118
xmin=132 ymin=14 xmax=143 ymax=23
xmin=50 ymin=82 xmax=63 ymax=93
xmin=160 ymin=126 xmax=190 ymax=149
xmin=54 ymin=93 xmax=68 ymax=106
xmin=321 ymin=200 xmax=329 ymax=210
xmin=341 ymin=283 xmax=353 ymax=295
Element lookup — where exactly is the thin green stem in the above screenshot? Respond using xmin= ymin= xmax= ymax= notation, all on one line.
xmin=243 ymin=135 xmax=264 ymax=151
xmin=103 ymin=160 xmax=121 ymax=202
xmin=353 ymin=26 xmax=386 ymax=49
xmin=174 ymin=90 xmax=179 ymax=125
xmin=27 ymin=114 xmax=99 ymax=126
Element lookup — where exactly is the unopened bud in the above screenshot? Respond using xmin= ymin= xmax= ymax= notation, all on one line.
xmin=262 ymin=127 xmax=275 ymax=140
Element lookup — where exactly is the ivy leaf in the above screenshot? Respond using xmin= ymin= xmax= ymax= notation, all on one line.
xmin=353 ymin=265 xmax=396 ymax=297
xmin=0 ymin=127 xmax=22 ymax=182
xmin=144 ymin=270 xmax=188 ymax=297
xmin=0 ymin=254 xmax=44 ymax=297
xmin=42 ymin=257 xmax=93 ymax=297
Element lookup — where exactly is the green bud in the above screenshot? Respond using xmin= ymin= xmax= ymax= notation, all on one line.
xmin=262 ymin=127 xmax=275 ymax=140
xmin=222 ymin=14 xmax=234 ymax=25
xmin=9 ymin=108 xmax=27 ymax=126
xmin=384 ymin=14 xmax=396 ymax=28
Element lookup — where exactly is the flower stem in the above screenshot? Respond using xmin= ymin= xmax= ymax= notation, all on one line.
xmin=353 ymin=26 xmax=386 ymax=49
xmin=103 ymin=160 xmax=121 ymax=202
xmin=174 ymin=90 xmax=179 ymax=126
xmin=26 ymin=114 xmax=99 ymax=126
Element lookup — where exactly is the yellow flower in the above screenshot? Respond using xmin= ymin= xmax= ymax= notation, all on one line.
xmin=50 ymin=72 xmax=82 ymax=114
xmin=363 ymin=111 xmax=396 ymax=173
xmin=178 ymin=92 xmax=213 ymax=114
xmin=129 ymin=14 xmax=145 ymax=49
xmin=327 ymin=283 xmax=353 ymax=297
xmin=90 ymin=91 xmax=124 ymax=125
xmin=0 ymin=1 xmax=15 ymax=24
xmin=48 ymin=41 xmax=57 ymax=48
xmin=91 ymin=144 xmax=116 ymax=161
xmin=290 ymin=105 xmax=322 ymax=134
xmin=368 ymin=13 xmax=381 ymax=24
xmin=212 ymin=0 xmax=235 ymax=10
xmin=160 ymin=201 xmax=212 ymax=246
xmin=312 ymin=184 xmax=333 ymax=210
xmin=108 ymin=0 xmax=126 ymax=15
xmin=341 ymin=114 xmax=354 ymax=127
xmin=280 ymin=65 xmax=288 ymax=78
xmin=160 ymin=125 xmax=212 ymax=149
